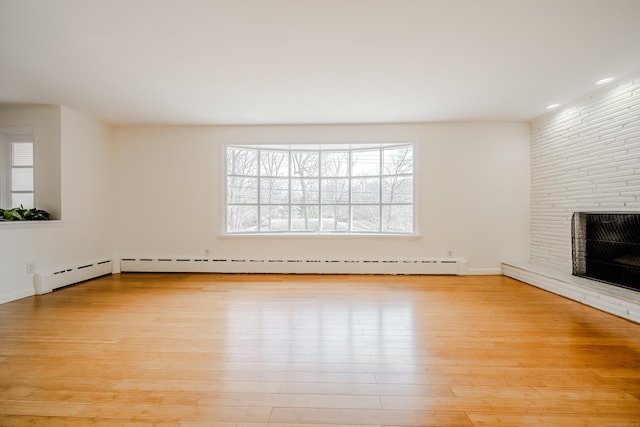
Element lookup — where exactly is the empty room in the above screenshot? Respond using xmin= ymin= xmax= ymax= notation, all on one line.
xmin=1 ymin=0 xmax=639 ymax=426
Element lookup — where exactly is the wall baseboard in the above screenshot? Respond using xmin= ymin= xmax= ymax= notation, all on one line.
xmin=466 ymin=267 xmax=502 ymax=275
xmin=0 ymin=288 xmax=35 ymax=305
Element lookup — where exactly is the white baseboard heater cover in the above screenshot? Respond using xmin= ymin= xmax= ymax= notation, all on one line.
xmin=120 ymin=257 xmax=467 ymax=275
xmin=33 ymin=260 xmax=113 ymax=295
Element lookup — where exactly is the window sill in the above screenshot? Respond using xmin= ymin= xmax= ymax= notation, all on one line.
xmin=0 ymin=220 xmax=63 ymax=229
xmin=220 ymin=232 xmax=422 ymax=238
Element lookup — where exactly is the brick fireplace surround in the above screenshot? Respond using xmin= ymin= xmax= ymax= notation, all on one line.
xmin=504 ymin=72 xmax=640 ymax=324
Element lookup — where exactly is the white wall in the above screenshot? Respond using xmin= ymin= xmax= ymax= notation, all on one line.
xmin=0 ymin=106 xmax=114 ymax=303
xmin=114 ymin=122 xmax=530 ymax=274
xmin=0 ymin=112 xmax=531 ymax=303
xmin=58 ymin=107 xmax=115 ymax=262
xmin=530 ymin=73 xmax=640 ymax=272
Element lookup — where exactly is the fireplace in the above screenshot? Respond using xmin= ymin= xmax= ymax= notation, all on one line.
xmin=572 ymin=212 xmax=640 ymax=292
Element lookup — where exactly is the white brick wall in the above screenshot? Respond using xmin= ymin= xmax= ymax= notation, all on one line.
xmin=530 ymin=73 xmax=640 ymax=272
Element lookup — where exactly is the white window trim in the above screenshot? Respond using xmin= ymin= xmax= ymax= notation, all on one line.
xmin=222 ymin=142 xmax=418 ymax=236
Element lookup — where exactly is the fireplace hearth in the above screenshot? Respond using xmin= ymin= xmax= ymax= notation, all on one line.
xmin=572 ymin=212 xmax=640 ymax=292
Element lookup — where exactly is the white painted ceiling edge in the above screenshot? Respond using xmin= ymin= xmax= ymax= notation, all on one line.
xmin=1 ymin=0 xmax=639 ymax=126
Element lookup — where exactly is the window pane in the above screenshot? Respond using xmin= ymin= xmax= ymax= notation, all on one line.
xmin=260 ymin=150 xmax=289 ymax=177
xmin=352 ymin=205 xmax=380 ymax=232
xmin=291 ymin=205 xmax=320 ymax=231
xmin=383 ymin=146 xmax=413 ymax=175
xmin=321 ymin=206 xmax=349 ymax=231
xmin=260 ymin=205 xmax=289 ymax=231
xmin=321 ymin=178 xmax=348 ymax=204
xmin=382 ymin=176 xmax=413 ymax=203
xmin=291 ymin=151 xmax=319 ymax=177
xmin=12 ymin=143 xmax=33 ymax=166
xmin=12 ymin=193 xmax=34 ymax=209
xmin=351 ymin=178 xmax=380 ymax=203
xmin=12 ymin=168 xmax=34 ymax=191
xmin=228 ymin=177 xmax=257 ymax=203
xmin=321 ymin=151 xmax=349 ymax=177
xmin=227 ymin=205 xmax=258 ymax=232
xmin=227 ymin=147 xmax=257 ymax=176
xmin=291 ymin=179 xmax=319 ymax=204
xmin=382 ymin=205 xmax=413 ymax=232
xmin=351 ymin=149 xmax=379 ymax=176
xmin=260 ymin=178 xmax=289 ymax=203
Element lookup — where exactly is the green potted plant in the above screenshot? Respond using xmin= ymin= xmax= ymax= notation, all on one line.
xmin=0 ymin=205 xmax=51 ymax=221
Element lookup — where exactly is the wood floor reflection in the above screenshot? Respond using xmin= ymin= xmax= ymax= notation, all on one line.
xmin=1 ymin=273 xmax=639 ymax=426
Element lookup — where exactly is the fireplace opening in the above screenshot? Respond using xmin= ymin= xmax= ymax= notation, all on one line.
xmin=572 ymin=212 xmax=640 ymax=292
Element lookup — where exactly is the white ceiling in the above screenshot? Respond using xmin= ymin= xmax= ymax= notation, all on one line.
xmin=1 ymin=0 xmax=640 ymax=126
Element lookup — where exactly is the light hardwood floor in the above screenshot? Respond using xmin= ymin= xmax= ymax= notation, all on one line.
xmin=1 ymin=273 xmax=639 ymax=426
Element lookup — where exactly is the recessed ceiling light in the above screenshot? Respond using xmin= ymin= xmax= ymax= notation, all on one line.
xmin=596 ymin=77 xmax=614 ymax=85
xmin=546 ymin=103 xmax=560 ymax=110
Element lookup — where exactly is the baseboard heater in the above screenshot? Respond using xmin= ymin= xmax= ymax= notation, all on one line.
xmin=120 ymin=257 xmax=467 ymax=275
xmin=33 ymin=259 xmax=113 ymax=295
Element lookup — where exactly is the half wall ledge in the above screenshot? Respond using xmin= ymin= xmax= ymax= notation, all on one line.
xmin=502 ymin=261 xmax=640 ymax=324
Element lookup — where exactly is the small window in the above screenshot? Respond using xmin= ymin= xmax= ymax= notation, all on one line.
xmin=225 ymin=143 xmax=415 ymax=235
xmin=1 ymin=130 xmax=35 ymax=209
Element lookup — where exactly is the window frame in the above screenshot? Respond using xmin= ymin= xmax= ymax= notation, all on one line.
xmin=223 ymin=142 xmax=417 ymax=236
